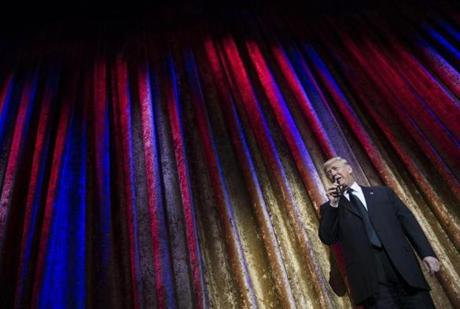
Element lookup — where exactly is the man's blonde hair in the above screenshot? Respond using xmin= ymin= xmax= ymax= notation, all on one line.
xmin=323 ymin=156 xmax=349 ymax=173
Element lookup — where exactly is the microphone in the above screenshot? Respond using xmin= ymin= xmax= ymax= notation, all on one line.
xmin=333 ymin=176 xmax=344 ymax=196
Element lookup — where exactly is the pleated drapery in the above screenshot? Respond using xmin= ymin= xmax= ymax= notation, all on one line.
xmin=0 ymin=2 xmax=459 ymax=308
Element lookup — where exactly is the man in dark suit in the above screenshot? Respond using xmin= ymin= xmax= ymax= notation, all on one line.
xmin=318 ymin=157 xmax=440 ymax=308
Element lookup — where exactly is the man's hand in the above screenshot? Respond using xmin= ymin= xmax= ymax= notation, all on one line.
xmin=326 ymin=186 xmax=340 ymax=207
xmin=422 ymin=256 xmax=440 ymax=275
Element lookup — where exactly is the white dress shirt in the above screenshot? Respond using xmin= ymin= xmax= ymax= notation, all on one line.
xmin=344 ymin=182 xmax=368 ymax=210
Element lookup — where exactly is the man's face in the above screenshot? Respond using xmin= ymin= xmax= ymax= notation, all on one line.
xmin=325 ymin=160 xmax=354 ymax=188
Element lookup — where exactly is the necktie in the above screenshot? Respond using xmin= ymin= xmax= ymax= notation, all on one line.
xmin=347 ymin=189 xmax=382 ymax=248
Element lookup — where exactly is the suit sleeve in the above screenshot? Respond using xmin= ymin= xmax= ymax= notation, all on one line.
xmin=388 ymin=188 xmax=436 ymax=258
xmin=318 ymin=202 xmax=340 ymax=245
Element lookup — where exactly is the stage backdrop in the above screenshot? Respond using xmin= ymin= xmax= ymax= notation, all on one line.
xmin=0 ymin=2 xmax=459 ymax=308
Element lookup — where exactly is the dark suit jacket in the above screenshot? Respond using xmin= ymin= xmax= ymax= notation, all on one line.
xmin=318 ymin=186 xmax=435 ymax=304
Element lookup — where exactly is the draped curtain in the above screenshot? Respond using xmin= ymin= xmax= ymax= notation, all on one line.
xmin=0 ymin=2 xmax=459 ymax=308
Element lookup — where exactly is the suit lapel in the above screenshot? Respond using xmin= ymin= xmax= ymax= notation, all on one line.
xmin=340 ymin=195 xmax=362 ymax=218
xmin=361 ymin=186 xmax=376 ymax=215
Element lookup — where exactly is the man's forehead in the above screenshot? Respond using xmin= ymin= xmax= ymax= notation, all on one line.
xmin=325 ymin=161 xmax=346 ymax=171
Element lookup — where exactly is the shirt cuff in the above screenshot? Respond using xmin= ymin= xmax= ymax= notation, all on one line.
xmin=329 ymin=201 xmax=339 ymax=208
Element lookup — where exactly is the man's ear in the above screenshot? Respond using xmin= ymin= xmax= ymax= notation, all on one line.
xmin=347 ymin=165 xmax=353 ymax=174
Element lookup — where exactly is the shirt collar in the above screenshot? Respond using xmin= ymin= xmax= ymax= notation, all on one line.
xmin=348 ymin=182 xmax=361 ymax=193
